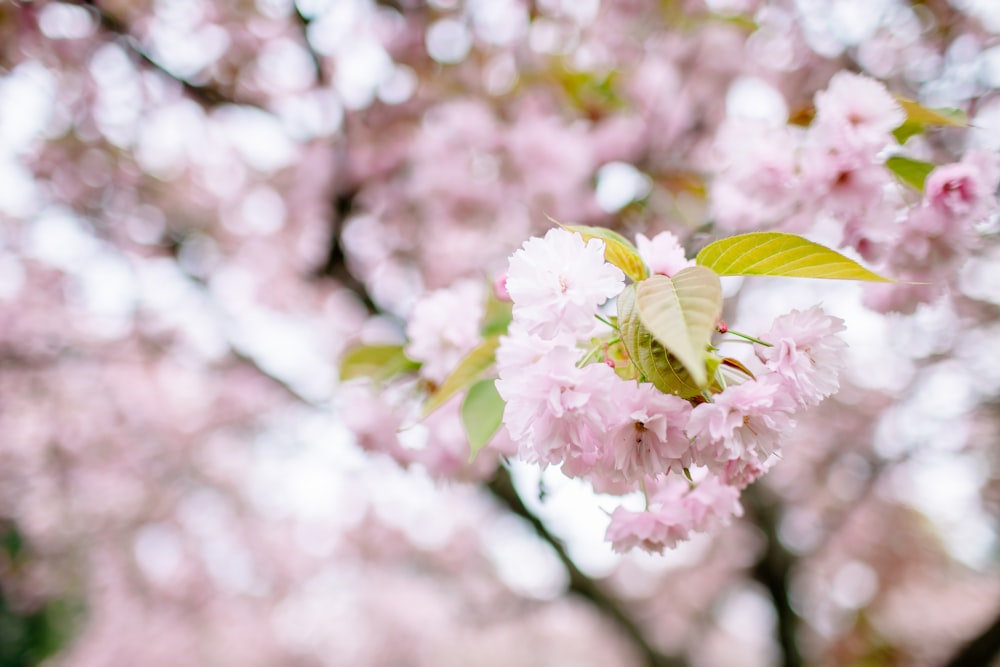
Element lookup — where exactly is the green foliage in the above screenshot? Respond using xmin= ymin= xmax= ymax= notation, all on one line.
xmin=886 ymin=155 xmax=936 ymax=191
xmin=339 ymin=344 xmax=420 ymax=383
xmin=616 ymin=281 xmax=717 ymax=398
xmin=481 ymin=290 xmax=513 ymax=337
xmin=0 ymin=524 xmax=79 ymax=667
xmin=558 ymin=223 xmax=649 ymax=282
xmin=462 ymin=379 xmax=505 ymax=462
xmin=696 ymin=232 xmax=892 ymax=282
xmin=634 ymin=269 xmax=723 ymax=388
xmin=892 ymin=97 xmax=968 ymax=143
xmin=422 ymin=336 xmax=500 ymax=418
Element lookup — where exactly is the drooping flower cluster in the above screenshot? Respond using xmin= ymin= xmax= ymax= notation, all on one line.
xmin=496 ymin=228 xmax=848 ymax=553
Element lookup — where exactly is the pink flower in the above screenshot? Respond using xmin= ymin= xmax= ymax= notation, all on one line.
xmin=811 ymin=72 xmax=904 ymax=153
xmin=687 ymin=375 xmax=796 ymax=470
xmin=505 ymin=228 xmax=625 ymax=340
xmin=635 ymin=231 xmax=694 ymax=277
xmin=709 ymin=118 xmax=801 ymax=232
xmin=756 ymin=306 xmax=847 ymax=407
xmin=924 ymin=151 xmax=999 ymax=222
xmin=603 ymin=382 xmax=693 ymax=482
xmin=605 ymin=475 xmax=743 ymax=553
xmin=496 ymin=345 xmax=621 ymax=472
xmin=405 ymin=280 xmax=485 ymax=385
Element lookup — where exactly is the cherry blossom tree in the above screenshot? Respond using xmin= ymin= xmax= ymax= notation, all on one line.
xmin=2 ymin=1 xmax=1000 ymax=666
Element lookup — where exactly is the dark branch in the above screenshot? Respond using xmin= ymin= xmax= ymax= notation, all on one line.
xmin=938 ymin=605 xmax=1000 ymax=667
xmin=744 ymin=486 xmax=804 ymax=667
xmin=314 ymin=187 xmax=376 ymax=313
xmin=486 ymin=465 xmax=688 ymax=667
xmin=70 ymin=0 xmax=260 ymax=110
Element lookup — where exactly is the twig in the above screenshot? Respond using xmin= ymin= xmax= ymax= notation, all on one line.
xmin=486 ymin=466 xmax=688 ymax=667
xmin=937 ymin=605 xmax=1000 ymax=667
xmin=68 ymin=0 xmax=262 ymax=110
xmin=744 ymin=485 xmax=804 ymax=667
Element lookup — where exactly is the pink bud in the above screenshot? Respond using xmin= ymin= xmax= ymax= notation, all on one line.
xmin=492 ymin=271 xmax=511 ymax=302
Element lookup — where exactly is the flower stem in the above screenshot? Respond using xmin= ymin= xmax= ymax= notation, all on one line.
xmin=595 ymin=314 xmax=617 ymax=330
xmin=725 ymin=329 xmax=772 ymax=347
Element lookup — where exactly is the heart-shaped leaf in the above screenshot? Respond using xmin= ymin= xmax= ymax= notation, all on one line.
xmin=696 ymin=232 xmax=892 ymax=282
xmin=462 ymin=379 xmax=505 ymax=462
xmin=559 ymin=223 xmax=649 ymax=282
xmin=634 ymin=268 xmax=722 ymax=388
xmin=422 ymin=336 xmax=500 ymax=418
xmin=617 ymin=284 xmax=720 ymax=398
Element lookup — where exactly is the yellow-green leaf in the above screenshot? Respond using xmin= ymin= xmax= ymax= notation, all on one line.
xmin=617 ymin=285 xmax=697 ymax=396
xmin=696 ymin=232 xmax=892 ymax=282
xmin=462 ymin=379 xmax=505 ymax=462
xmin=892 ymin=98 xmax=968 ymax=143
xmin=634 ymin=268 xmax=723 ymax=388
xmin=481 ymin=290 xmax=513 ymax=337
xmin=339 ymin=344 xmax=420 ymax=382
xmin=895 ymin=97 xmax=968 ymax=128
xmin=422 ymin=336 xmax=500 ymax=418
xmin=886 ymin=156 xmax=935 ymax=191
xmin=559 ymin=223 xmax=649 ymax=282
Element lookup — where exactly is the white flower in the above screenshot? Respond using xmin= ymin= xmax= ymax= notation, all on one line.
xmin=505 ymin=228 xmax=625 ymax=340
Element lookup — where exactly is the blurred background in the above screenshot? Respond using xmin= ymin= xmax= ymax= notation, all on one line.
xmin=2 ymin=0 xmax=1000 ymax=665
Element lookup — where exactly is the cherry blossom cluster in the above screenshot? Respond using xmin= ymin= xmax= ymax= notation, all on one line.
xmin=712 ymin=71 xmax=1000 ymax=313
xmin=495 ymin=228 xmax=846 ymax=553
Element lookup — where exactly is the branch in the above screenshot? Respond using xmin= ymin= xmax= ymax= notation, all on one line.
xmin=744 ymin=486 xmax=804 ymax=667
xmin=69 ymin=0 xmax=261 ymax=110
xmin=486 ymin=465 xmax=688 ymax=667
xmin=938 ymin=605 xmax=1000 ymax=667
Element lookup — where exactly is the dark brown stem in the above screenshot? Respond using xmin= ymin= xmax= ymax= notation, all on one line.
xmin=69 ymin=0 xmax=261 ymax=110
xmin=938 ymin=605 xmax=1000 ymax=667
xmin=744 ymin=486 xmax=804 ymax=667
xmin=486 ymin=466 xmax=688 ymax=667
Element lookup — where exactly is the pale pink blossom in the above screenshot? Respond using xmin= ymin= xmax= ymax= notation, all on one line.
xmin=811 ymin=72 xmax=904 ymax=153
xmin=756 ymin=306 xmax=847 ymax=407
xmin=797 ymin=142 xmax=888 ymax=218
xmin=603 ymin=382 xmax=693 ymax=481
xmin=635 ymin=231 xmax=694 ymax=277
xmin=496 ymin=346 xmax=621 ymax=472
xmin=605 ymin=475 xmax=743 ymax=553
xmin=405 ymin=280 xmax=485 ymax=385
xmin=505 ymin=228 xmax=625 ymax=339
xmin=709 ymin=118 xmax=801 ymax=232
xmin=687 ymin=375 xmax=796 ymax=470
xmin=924 ymin=151 xmax=1000 ymax=222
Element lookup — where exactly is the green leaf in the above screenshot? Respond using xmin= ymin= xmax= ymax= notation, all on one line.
xmin=559 ymin=223 xmax=649 ymax=282
xmin=617 ymin=285 xmax=715 ymax=398
xmin=886 ymin=155 xmax=935 ymax=191
xmin=339 ymin=344 xmax=420 ymax=382
xmin=481 ymin=290 xmax=513 ymax=337
xmin=422 ymin=336 xmax=500 ymax=418
xmin=892 ymin=97 xmax=968 ymax=143
xmin=896 ymin=97 xmax=968 ymax=127
xmin=634 ymin=268 xmax=722 ymax=388
xmin=696 ymin=232 xmax=892 ymax=282
xmin=462 ymin=379 xmax=505 ymax=462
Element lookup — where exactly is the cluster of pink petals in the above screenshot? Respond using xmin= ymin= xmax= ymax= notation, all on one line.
xmin=606 ymin=476 xmax=743 ymax=553
xmin=756 ymin=306 xmax=847 ymax=407
xmin=496 ymin=228 xmax=848 ymax=552
xmin=711 ymin=71 xmax=1000 ymax=315
xmin=405 ymin=279 xmax=485 ymax=385
xmin=505 ymin=228 xmax=626 ymax=339
xmin=635 ymin=231 xmax=694 ymax=277
xmin=711 ymin=72 xmax=903 ymax=235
